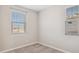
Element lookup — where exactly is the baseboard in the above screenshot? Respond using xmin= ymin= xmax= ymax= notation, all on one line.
xmin=37 ymin=42 xmax=71 ymax=53
xmin=0 ymin=42 xmax=37 ymax=53
xmin=0 ymin=41 xmax=71 ymax=53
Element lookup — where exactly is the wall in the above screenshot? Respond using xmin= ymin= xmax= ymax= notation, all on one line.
xmin=0 ymin=5 xmax=38 ymax=51
xmin=1 ymin=5 xmax=79 ymax=53
xmin=39 ymin=5 xmax=79 ymax=53
xmin=0 ymin=6 xmax=4 ymax=51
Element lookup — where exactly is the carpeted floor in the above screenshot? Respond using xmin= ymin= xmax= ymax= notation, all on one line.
xmin=6 ymin=43 xmax=63 ymax=53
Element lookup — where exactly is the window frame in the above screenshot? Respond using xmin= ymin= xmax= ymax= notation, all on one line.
xmin=10 ymin=8 xmax=26 ymax=34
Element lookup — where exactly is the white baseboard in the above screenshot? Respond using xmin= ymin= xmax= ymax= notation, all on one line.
xmin=0 ymin=42 xmax=37 ymax=53
xmin=0 ymin=41 xmax=71 ymax=53
xmin=37 ymin=42 xmax=71 ymax=53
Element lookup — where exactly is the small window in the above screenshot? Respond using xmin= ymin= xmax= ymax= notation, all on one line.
xmin=11 ymin=9 xmax=26 ymax=33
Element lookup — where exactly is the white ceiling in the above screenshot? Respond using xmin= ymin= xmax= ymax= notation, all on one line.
xmin=21 ymin=5 xmax=52 ymax=11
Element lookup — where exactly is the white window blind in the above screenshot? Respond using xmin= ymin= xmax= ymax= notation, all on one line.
xmin=11 ymin=9 xmax=26 ymax=33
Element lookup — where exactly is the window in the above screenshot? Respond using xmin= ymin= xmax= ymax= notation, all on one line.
xmin=11 ymin=9 xmax=26 ymax=33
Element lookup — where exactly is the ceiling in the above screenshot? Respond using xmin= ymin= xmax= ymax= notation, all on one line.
xmin=21 ymin=5 xmax=52 ymax=11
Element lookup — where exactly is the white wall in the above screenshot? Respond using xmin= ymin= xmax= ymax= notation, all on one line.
xmin=1 ymin=5 xmax=79 ymax=53
xmin=0 ymin=5 xmax=38 ymax=51
xmin=39 ymin=5 xmax=79 ymax=53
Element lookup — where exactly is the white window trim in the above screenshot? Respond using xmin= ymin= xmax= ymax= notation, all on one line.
xmin=10 ymin=7 xmax=27 ymax=34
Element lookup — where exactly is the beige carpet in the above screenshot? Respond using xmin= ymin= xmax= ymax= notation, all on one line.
xmin=6 ymin=43 xmax=63 ymax=53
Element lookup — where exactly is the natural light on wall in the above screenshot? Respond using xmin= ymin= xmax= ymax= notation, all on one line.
xmin=11 ymin=8 xmax=26 ymax=33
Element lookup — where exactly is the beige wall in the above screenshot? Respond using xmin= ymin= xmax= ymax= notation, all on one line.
xmin=39 ymin=5 xmax=79 ymax=53
xmin=0 ymin=6 xmax=3 ymax=50
xmin=0 ymin=5 xmax=38 ymax=51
